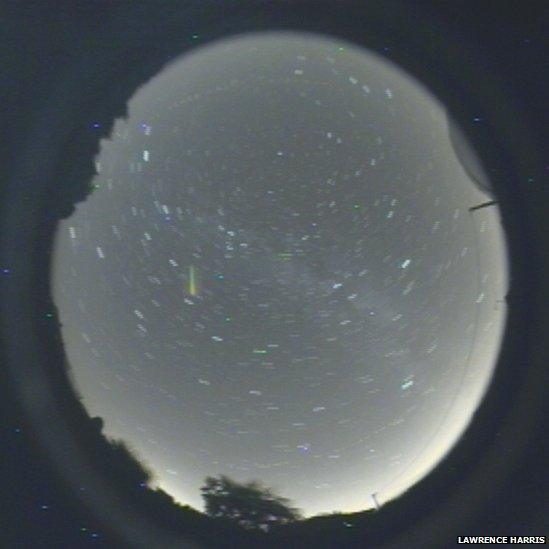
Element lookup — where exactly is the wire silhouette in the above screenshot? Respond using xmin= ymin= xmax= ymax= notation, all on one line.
xmin=372 ymin=204 xmax=492 ymax=509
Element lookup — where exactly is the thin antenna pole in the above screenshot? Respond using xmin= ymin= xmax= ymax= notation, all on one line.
xmin=468 ymin=200 xmax=498 ymax=212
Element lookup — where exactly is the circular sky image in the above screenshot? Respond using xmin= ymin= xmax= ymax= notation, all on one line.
xmin=52 ymin=31 xmax=507 ymax=518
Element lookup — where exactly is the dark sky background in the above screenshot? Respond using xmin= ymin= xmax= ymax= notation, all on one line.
xmin=52 ymin=31 xmax=507 ymax=517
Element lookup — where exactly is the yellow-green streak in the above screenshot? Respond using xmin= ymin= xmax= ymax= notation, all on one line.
xmin=189 ymin=266 xmax=197 ymax=296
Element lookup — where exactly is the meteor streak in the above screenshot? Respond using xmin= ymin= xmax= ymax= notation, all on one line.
xmin=189 ymin=265 xmax=197 ymax=296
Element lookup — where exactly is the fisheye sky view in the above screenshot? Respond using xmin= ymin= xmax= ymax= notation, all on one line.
xmin=52 ymin=31 xmax=507 ymax=518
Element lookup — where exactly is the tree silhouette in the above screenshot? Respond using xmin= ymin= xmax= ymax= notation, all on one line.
xmin=201 ymin=475 xmax=302 ymax=531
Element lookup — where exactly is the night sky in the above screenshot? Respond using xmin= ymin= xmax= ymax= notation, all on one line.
xmin=52 ymin=32 xmax=507 ymax=517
